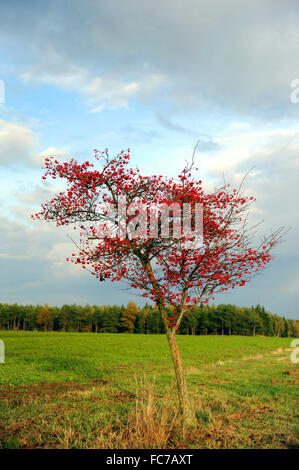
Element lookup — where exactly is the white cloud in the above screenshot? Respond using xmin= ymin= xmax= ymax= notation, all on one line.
xmin=34 ymin=146 xmax=69 ymax=165
xmin=1 ymin=1 xmax=298 ymax=118
xmin=0 ymin=120 xmax=38 ymax=166
xmin=20 ymin=63 xmax=166 ymax=111
xmin=0 ymin=253 xmax=31 ymax=260
xmin=90 ymin=104 xmax=105 ymax=113
xmin=0 ymin=121 xmax=70 ymax=168
xmin=0 ymin=214 xmax=84 ymax=276
xmin=46 ymin=241 xmax=84 ymax=277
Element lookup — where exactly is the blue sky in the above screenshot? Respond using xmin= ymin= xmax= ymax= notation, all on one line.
xmin=0 ymin=0 xmax=298 ymax=318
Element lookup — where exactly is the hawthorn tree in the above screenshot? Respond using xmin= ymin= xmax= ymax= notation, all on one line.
xmin=33 ymin=148 xmax=285 ymax=425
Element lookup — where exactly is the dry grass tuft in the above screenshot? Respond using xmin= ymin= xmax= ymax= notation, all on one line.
xmin=120 ymin=375 xmax=181 ymax=448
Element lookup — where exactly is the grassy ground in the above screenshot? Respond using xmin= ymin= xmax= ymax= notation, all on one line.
xmin=0 ymin=331 xmax=298 ymax=449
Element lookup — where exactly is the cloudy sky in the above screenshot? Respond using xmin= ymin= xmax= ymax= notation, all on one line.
xmin=0 ymin=0 xmax=298 ymax=318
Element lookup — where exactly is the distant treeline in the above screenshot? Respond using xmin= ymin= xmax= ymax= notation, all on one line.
xmin=0 ymin=301 xmax=298 ymax=337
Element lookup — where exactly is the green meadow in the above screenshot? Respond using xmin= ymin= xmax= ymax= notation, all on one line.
xmin=0 ymin=332 xmax=298 ymax=449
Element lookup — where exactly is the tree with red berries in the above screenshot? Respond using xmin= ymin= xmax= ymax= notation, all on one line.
xmin=33 ymin=148 xmax=285 ymax=425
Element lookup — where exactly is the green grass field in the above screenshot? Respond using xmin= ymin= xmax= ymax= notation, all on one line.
xmin=0 ymin=331 xmax=298 ymax=449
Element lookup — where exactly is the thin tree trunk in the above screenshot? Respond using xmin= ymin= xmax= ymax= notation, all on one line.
xmin=166 ymin=331 xmax=195 ymax=426
xmin=146 ymin=262 xmax=195 ymax=426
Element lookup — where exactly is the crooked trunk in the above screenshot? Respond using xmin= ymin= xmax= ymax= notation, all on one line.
xmin=166 ymin=331 xmax=195 ymax=426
